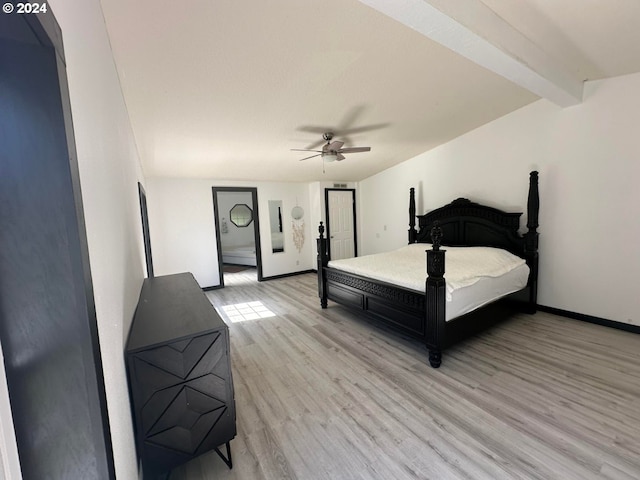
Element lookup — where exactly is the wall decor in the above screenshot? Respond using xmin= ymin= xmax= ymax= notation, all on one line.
xmin=291 ymin=205 xmax=305 ymax=253
xmin=291 ymin=206 xmax=304 ymax=220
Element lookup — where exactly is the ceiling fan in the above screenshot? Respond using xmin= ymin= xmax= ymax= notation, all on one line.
xmin=292 ymin=132 xmax=371 ymax=162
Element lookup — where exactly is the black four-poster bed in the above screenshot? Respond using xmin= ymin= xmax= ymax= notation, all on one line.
xmin=317 ymin=171 xmax=539 ymax=368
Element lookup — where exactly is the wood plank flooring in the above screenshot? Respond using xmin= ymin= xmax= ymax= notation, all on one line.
xmin=170 ymin=271 xmax=640 ymax=480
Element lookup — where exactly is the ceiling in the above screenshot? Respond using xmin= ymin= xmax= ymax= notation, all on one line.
xmin=100 ymin=0 xmax=640 ymax=182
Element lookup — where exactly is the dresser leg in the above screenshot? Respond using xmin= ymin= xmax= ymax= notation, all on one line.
xmin=214 ymin=441 xmax=233 ymax=469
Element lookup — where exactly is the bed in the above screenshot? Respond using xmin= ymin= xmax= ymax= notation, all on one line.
xmin=222 ymin=244 xmax=257 ymax=266
xmin=317 ymin=171 xmax=539 ymax=368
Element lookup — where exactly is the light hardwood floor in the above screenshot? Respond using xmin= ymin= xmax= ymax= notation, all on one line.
xmin=170 ymin=271 xmax=640 ymax=480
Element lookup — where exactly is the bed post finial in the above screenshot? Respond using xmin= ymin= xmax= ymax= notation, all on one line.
xmin=527 ymin=171 xmax=539 ymax=232
xmin=430 ymin=221 xmax=443 ymax=251
xmin=525 ymin=171 xmax=539 ymax=253
xmin=317 ymin=222 xmax=328 ymax=308
xmin=409 ymin=188 xmax=417 ymax=244
xmin=525 ymin=171 xmax=539 ymax=313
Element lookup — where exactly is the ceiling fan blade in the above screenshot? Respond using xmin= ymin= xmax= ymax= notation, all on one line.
xmin=297 ymin=125 xmax=332 ymax=134
xmin=297 ymin=126 xmax=332 ymax=148
xmin=337 ymin=105 xmax=366 ymax=130
xmin=291 ymin=148 xmax=322 ymax=153
xmin=298 ymin=153 xmax=322 ymax=161
xmin=327 ymin=140 xmax=344 ymax=151
xmin=339 ymin=147 xmax=371 ymax=153
xmin=336 ymin=153 xmax=346 ymax=161
xmin=298 ymin=104 xmax=389 ymax=137
xmin=306 ymin=138 xmax=327 ymax=150
xmin=336 ymin=123 xmax=390 ymax=135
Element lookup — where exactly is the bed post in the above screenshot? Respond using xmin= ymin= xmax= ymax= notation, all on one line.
xmin=408 ymin=187 xmax=417 ymax=244
xmin=524 ymin=171 xmax=539 ymax=313
xmin=425 ymin=222 xmax=446 ymax=368
xmin=317 ymin=222 xmax=329 ymax=308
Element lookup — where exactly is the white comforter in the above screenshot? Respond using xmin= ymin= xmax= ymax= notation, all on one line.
xmin=328 ymin=243 xmax=527 ymax=301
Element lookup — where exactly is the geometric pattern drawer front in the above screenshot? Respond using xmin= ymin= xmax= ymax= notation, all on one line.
xmin=134 ymin=332 xmax=221 ymax=379
xmin=140 ymin=373 xmax=228 ymax=434
xmin=144 ymin=385 xmax=227 ymax=455
xmin=131 ymin=332 xmax=224 ymax=404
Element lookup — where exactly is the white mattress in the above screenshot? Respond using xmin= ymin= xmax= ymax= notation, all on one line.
xmin=222 ymin=244 xmax=257 ymax=266
xmin=444 ymin=263 xmax=529 ymax=320
xmin=328 ymin=243 xmax=530 ymax=321
xmin=222 ymin=244 xmax=255 ymax=256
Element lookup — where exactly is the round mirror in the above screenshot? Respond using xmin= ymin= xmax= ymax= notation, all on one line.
xmin=229 ymin=204 xmax=253 ymax=227
xmin=291 ymin=206 xmax=304 ymax=220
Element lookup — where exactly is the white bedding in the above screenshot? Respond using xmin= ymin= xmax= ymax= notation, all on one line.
xmin=327 ymin=243 xmax=529 ymax=321
xmin=222 ymin=244 xmax=257 ymax=266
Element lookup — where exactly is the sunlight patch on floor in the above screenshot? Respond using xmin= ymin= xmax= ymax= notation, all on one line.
xmin=220 ymin=301 xmax=276 ymax=323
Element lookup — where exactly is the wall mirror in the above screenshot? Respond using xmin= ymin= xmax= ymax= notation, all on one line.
xmin=229 ymin=203 xmax=253 ymax=227
xmin=268 ymin=200 xmax=284 ymax=253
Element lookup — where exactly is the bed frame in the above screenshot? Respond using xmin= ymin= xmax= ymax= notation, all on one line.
xmin=317 ymin=171 xmax=539 ymax=368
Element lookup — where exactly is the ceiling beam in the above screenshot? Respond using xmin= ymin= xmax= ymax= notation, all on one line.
xmin=359 ymin=0 xmax=583 ymax=107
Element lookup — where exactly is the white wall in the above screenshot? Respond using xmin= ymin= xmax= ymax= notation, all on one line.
xmin=147 ymin=178 xmax=314 ymax=287
xmin=47 ymin=0 xmax=145 ymax=478
xmin=358 ymin=73 xmax=640 ymax=326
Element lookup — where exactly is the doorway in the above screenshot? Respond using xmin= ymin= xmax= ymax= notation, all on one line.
xmin=325 ymin=188 xmax=357 ymax=260
xmin=138 ymin=182 xmax=154 ymax=278
xmin=212 ymin=187 xmax=263 ymax=286
xmin=0 ymin=11 xmax=114 ymax=479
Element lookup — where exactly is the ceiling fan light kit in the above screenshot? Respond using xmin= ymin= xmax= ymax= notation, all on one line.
xmin=292 ymin=132 xmax=371 ymax=164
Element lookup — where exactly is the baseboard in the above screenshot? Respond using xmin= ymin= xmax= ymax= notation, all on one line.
xmin=538 ymin=305 xmax=640 ymax=334
xmin=262 ymin=270 xmax=314 ymax=281
xmin=202 ymin=285 xmax=223 ymax=292
xmin=202 ymin=270 xmax=314 ymax=290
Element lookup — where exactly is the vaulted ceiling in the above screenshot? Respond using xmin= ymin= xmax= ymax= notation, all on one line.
xmin=100 ymin=0 xmax=640 ymax=182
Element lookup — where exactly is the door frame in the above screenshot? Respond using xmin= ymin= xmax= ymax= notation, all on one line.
xmin=138 ymin=183 xmax=154 ymax=278
xmin=212 ymin=186 xmax=263 ymax=286
xmin=324 ymin=188 xmax=358 ymax=260
xmin=0 ymin=10 xmax=115 ymax=479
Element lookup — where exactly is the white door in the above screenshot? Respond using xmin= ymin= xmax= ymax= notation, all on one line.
xmin=327 ymin=190 xmax=356 ymax=260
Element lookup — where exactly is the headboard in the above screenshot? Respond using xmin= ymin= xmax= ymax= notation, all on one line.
xmin=408 ymin=171 xmax=539 ymax=261
xmin=416 ymin=198 xmax=525 ymax=256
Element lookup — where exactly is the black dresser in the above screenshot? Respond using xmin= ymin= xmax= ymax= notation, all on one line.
xmin=126 ymin=273 xmax=236 ymax=479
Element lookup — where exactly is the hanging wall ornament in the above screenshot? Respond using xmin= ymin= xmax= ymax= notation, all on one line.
xmin=291 ymin=205 xmax=305 ymax=253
